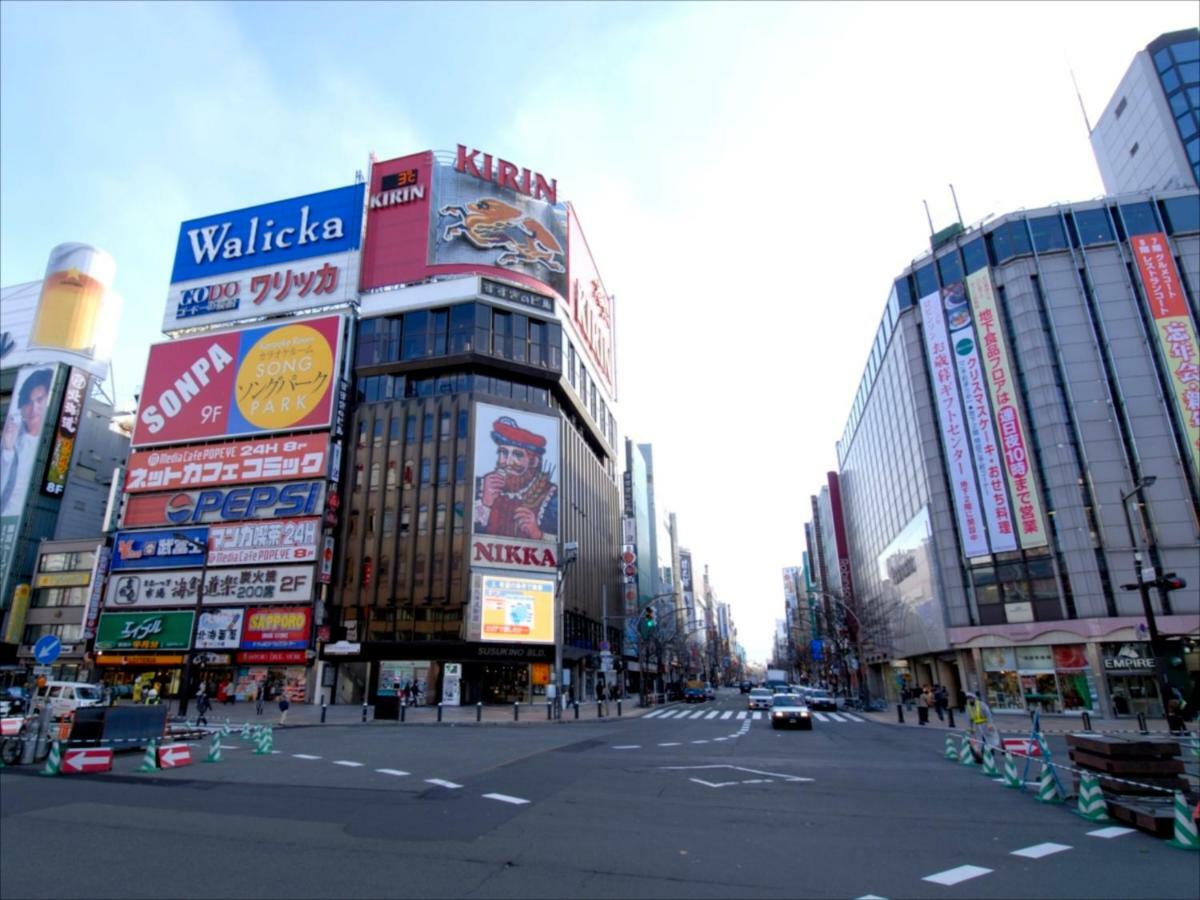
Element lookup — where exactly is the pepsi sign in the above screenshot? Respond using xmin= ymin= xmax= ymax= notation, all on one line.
xmin=121 ymin=481 xmax=326 ymax=528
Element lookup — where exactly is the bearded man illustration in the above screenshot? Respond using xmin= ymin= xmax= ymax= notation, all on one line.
xmin=474 ymin=416 xmax=558 ymax=541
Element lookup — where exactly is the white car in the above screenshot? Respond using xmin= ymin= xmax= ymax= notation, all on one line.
xmin=31 ymin=681 xmax=104 ymax=720
xmin=748 ymin=688 xmax=773 ymax=710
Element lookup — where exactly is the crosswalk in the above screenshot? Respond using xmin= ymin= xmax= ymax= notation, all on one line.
xmin=643 ymin=707 xmax=867 ymax=724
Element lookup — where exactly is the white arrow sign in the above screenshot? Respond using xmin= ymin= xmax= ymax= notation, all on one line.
xmin=660 ymin=764 xmax=815 ymax=789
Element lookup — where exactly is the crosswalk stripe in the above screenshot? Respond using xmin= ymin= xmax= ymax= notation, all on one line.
xmin=811 ymin=712 xmax=829 ymax=722
xmin=656 ymin=710 xmax=676 ymax=719
xmin=827 ymin=712 xmax=846 ymax=722
xmin=737 ymin=711 xmax=747 ymax=719
xmin=752 ymin=711 xmax=762 ymax=720
xmin=644 ymin=709 xmax=665 ymax=719
xmin=842 ymin=712 xmax=864 ymax=722
xmin=721 ymin=711 xmax=733 ymax=719
xmin=704 ymin=711 xmax=719 ymax=719
xmin=687 ymin=710 xmax=704 ymax=719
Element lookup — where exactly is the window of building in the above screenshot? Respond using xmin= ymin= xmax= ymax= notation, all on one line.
xmin=1162 ymin=67 xmax=1181 ymax=94
xmin=987 ymin=220 xmax=1032 ymax=264
xmin=435 ymin=503 xmax=447 ymax=533
xmin=511 ymin=313 xmax=527 ymax=363
xmin=1028 ymin=215 xmax=1068 ymax=253
xmin=403 ymin=459 xmax=414 ymax=488
xmin=1173 ymin=38 xmax=1200 ymax=64
xmin=430 ymin=309 xmax=449 ymax=357
xmin=493 ymin=310 xmax=511 ymax=359
xmin=475 ymin=303 xmax=492 ymax=357
xmin=914 ymin=263 xmax=938 ymax=297
xmin=405 ymin=415 xmax=417 ymax=444
xmin=936 ymin=249 xmax=963 ymax=285
xmin=39 ymin=551 xmax=95 ymax=572
xmin=437 ymin=456 xmax=449 ymax=483
xmin=567 ymin=341 xmax=577 ymax=386
xmin=369 ymin=462 xmax=381 ymax=491
xmin=417 ymin=504 xmax=428 ymax=534
xmin=386 ymin=461 xmax=398 ymax=490
xmin=1178 ymin=61 xmax=1200 ymax=85
xmin=419 ymin=458 xmax=431 ymax=485
xmin=422 ymin=415 xmax=434 ymax=441
xmin=1114 ymin=96 xmax=1127 ymax=118
xmin=961 ymin=238 xmax=988 ymax=274
xmin=401 ymin=309 xmax=429 ymax=360
xmin=1118 ymin=202 xmax=1160 ymax=237
xmin=457 ymin=409 xmax=469 ymax=438
xmin=1179 ymin=112 xmax=1198 ymax=140
xmin=383 ymin=506 xmax=395 ymax=536
xmin=1161 ymin=195 xmax=1200 ymax=234
xmin=400 ymin=507 xmax=411 ymax=535
xmin=32 ymin=586 xmax=88 ymax=608
xmin=1070 ymin=208 xmax=1114 ymax=246
xmin=455 ymin=455 xmax=465 ymax=480
xmin=449 ymin=303 xmax=474 ymax=354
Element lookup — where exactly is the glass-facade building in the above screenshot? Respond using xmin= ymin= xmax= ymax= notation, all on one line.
xmin=831 ymin=188 xmax=1200 ymax=719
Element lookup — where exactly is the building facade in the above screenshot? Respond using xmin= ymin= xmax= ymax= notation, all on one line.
xmin=1091 ymin=29 xmax=1200 ymax=196
xmin=832 ymin=187 xmax=1199 ymax=719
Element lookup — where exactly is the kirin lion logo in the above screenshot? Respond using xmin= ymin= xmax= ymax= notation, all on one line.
xmin=439 ymin=198 xmax=565 ymax=274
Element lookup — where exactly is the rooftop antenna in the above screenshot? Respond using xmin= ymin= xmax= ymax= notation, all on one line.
xmin=949 ymin=184 xmax=964 ymax=226
xmin=922 ymin=199 xmax=935 ymax=237
xmin=1068 ymin=57 xmax=1092 ymax=134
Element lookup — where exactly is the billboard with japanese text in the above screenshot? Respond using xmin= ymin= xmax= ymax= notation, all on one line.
xmin=206 ymin=517 xmax=320 ymax=566
xmin=194 ymin=608 xmax=245 ymax=649
xmin=467 ymin=572 xmax=555 ymax=644
xmin=95 ymin=610 xmax=195 ymax=651
xmin=124 ymin=434 xmax=330 ymax=493
xmin=105 ymin=565 xmax=315 ymax=607
xmin=120 ymin=480 xmax=326 ymax=528
xmin=919 ymin=290 xmax=989 ymax=559
xmin=111 ymin=527 xmax=208 ymax=571
xmin=565 ymin=206 xmax=616 ymax=398
xmin=164 ymin=184 xmax=364 ymax=332
xmin=42 ymin=367 xmax=90 ymax=496
xmin=131 ymin=314 xmax=344 ymax=447
xmin=1130 ymin=232 xmax=1200 ymax=474
xmin=105 ymin=569 xmax=202 ymax=608
xmin=240 ymin=606 xmax=312 ymax=650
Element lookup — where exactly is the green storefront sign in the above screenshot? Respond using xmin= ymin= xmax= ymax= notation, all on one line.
xmin=95 ymin=611 xmax=195 ymax=651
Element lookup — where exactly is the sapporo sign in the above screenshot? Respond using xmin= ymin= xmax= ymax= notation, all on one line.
xmin=95 ymin=611 xmax=195 ymax=651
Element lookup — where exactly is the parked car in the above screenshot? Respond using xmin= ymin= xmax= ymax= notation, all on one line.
xmin=31 ymin=681 xmax=104 ymax=720
xmin=770 ymin=693 xmax=813 ymax=730
xmin=807 ymin=690 xmax=838 ymax=711
xmin=703 ymin=683 xmax=716 ymax=700
xmin=748 ymin=688 xmax=773 ymax=710
xmin=0 ymin=686 xmax=27 ymax=717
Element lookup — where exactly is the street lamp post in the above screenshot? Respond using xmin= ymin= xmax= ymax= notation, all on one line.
xmin=554 ymin=541 xmax=578 ymax=721
xmin=1118 ymin=477 xmax=1173 ymax=713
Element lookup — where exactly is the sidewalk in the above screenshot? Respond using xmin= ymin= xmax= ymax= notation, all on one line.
xmin=172 ymin=697 xmax=656 ymax=729
xmin=858 ymin=706 xmax=1199 ymax=737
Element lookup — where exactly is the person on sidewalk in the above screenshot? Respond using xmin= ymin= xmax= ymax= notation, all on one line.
xmin=278 ymin=692 xmax=290 ymax=725
xmin=255 ymin=680 xmax=265 ymax=716
xmin=933 ymin=685 xmax=948 ymax=722
xmin=195 ymin=685 xmax=211 ymax=727
xmin=918 ymin=685 xmax=932 ymax=725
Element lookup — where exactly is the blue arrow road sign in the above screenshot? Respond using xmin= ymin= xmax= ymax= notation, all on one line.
xmin=33 ymin=635 xmax=62 ymax=665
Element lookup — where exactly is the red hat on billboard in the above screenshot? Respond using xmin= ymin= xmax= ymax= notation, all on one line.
xmin=491 ymin=416 xmax=545 ymax=453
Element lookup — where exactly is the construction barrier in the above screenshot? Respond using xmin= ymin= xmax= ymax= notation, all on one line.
xmin=205 ymin=733 xmax=223 ymax=763
xmin=1075 ymin=771 xmax=1110 ymax=822
xmin=39 ymin=740 xmax=62 ymax=777
xmin=62 ymin=747 xmax=113 ymax=774
xmin=944 ymin=734 xmax=958 ymax=759
xmin=980 ymin=745 xmax=999 ymax=777
xmin=1035 ymin=762 xmax=1063 ymax=804
xmin=1166 ymin=791 xmax=1200 ymax=851
xmin=1002 ymin=751 xmax=1023 ymax=789
xmin=157 ymin=743 xmax=193 ymax=769
xmin=137 ymin=740 xmax=159 ymax=772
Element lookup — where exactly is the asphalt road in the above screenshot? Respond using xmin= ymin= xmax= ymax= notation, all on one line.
xmin=2 ymin=690 xmax=1196 ymax=899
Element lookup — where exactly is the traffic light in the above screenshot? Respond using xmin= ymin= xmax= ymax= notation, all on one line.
xmin=638 ymin=606 xmax=656 ymax=639
xmin=1153 ymin=573 xmax=1187 ymax=592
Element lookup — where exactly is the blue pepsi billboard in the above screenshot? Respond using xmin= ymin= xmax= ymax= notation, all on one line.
xmin=111 ymin=527 xmax=208 ymax=571
xmin=169 ymin=184 xmax=365 ymax=284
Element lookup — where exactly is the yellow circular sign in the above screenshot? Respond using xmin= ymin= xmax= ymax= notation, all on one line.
xmin=235 ymin=322 xmax=333 ymax=430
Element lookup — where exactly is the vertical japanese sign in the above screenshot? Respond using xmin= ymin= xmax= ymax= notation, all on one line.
xmin=42 ymin=367 xmax=89 ymax=496
xmin=966 ymin=269 xmax=1049 ymax=548
xmin=942 ymin=283 xmax=1017 ymax=554
xmin=919 ymin=291 xmax=989 ymax=558
xmin=1130 ymin=233 xmax=1200 ymax=475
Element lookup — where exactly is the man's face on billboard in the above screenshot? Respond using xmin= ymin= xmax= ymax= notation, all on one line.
xmin=21 ymin=384 xmax=49 ymax=435
xmin=496 ymin=444 xmax=540 ymax=489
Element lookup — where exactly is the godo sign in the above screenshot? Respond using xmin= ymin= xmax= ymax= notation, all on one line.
xmin=131 ymin=314 xmax=344 ymax=447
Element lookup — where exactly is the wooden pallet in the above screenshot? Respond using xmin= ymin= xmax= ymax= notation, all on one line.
xmin=1105 ymin=796 xmax=1176 ymax=838
xmin=1066 ymin=733 xmax=1180 ymax=758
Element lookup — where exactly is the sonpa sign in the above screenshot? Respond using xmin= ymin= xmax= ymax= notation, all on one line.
xmin=120 ymin=481 xmax=326 ymax=528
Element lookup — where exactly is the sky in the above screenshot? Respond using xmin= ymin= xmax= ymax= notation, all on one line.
xmin=1 ymin=0 xmax=1195 ymax=663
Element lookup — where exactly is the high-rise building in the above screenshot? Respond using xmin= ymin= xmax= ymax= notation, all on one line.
xmin=1091 ymin=28 xmax=1200 ymax=195
xmin=830 ymin=186 xmax=1198 ymax=720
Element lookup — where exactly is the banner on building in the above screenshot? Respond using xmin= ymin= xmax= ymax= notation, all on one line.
xmin=467 ymin=572 xmax=555 ymax=644
xmin=132 ymin=314 xmax=344 ymax=448
xmin=120 ymin=480 xmax=326 ymax=528
xmin=918 ymin=290 xmax=990 ymax=558
xmin=94 ymin=610 xmax=195 ymax=651
xmin=125 ymin=434 xmax=331 ymax=493
xmin=194 ymin=608 xmax=245 ymax=649
xmin=965 ymin=268 xmax=1049 ymax=548
xmin=240 ymin=606 xmax=312 ymax=650
xmin=206 ymin=517 xmax=321 ymax=566
xmin=42 ymin=367 xmax=90 ymax=496
xmin=1130 ymin=232 xmax=1200 ymax=474
xmin=111 ymin=527 xmax=208 ymax=571
xmin=105 ymin=569 xmax=202 ymax=608
xmin=469 ymin=401 xmax=560 ymax=574
xmin=200 ymin=565 xmax=316 ymax=605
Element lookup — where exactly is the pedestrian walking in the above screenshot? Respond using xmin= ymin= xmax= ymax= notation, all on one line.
xmin=255 ymin=681 xmax=265 ymax=716
xmin=278 ymin=692 xmax=290 ymax=725
xmin=965 ymin=691 xmax=999 ymax=762
xmin=402 ymin=680 xmax=413 ymax=707
xmin=933 ymin=684 xmax=948 ymax=722
xmin=918 ymin=685 xmax=932 ymax=725
xmin=195 ymin=686 xmax=211 ymax=727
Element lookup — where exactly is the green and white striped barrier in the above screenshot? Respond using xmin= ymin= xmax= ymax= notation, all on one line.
xmin=980 ymin=745 xmax=999 ymax=777
xmin=137 ymin=739 xmax=159 ymax=773
xmin=944 ymin=734 xmax=958 ymax=759
xmin=1002 ymin=751 xmax=1022 ymax=789
xmin=958 ymin=734 xmax=976 ymax=766
xmin=1166 ymin=791 xmax=1199 ymax=851
xmin=1075 ymin=771 xmax=1109 ymax=822
xmin=205 ymin=732 xmax=222 ymax=763
xmin=1035 ymin=762 xmax=1063 ymax=804
xmin=39 ymin=740 xmax=62 ymax=777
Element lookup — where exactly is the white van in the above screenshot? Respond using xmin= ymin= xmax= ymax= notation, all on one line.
xmin=32 ymin=681 xmax=104 ymax=720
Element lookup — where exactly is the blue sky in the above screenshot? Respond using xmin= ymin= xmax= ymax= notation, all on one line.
xmin=2 ymin=1 xmax=1194 ymax=661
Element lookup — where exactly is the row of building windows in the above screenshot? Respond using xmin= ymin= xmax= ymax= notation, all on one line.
xmin=357 ymin=370 xmax=552 ymax=408
xmin=32 ymin=586 xmax=88 ymax=608
xmin=38 ymin=550 xmax=95 ymax=572
xmin=356 ymin=303 xmax=563 ymax=371
xmin=1153 ymin=34 xmax=1200 ymax=184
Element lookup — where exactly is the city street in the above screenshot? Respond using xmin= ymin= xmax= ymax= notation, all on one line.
xmin=2 ymin=690 xmax=1196 ymax=899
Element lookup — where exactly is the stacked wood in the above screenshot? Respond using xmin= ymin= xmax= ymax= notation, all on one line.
xmin=1066 ymin=733 xmax=1191 ymax=836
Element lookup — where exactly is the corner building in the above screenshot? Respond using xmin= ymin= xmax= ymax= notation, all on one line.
xmin=325 ymin=148 xmax=622 ymax=709
xmin=835 ymin=188 xmax=1199 ymax=720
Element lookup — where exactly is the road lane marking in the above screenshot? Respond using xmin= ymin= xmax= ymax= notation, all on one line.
xmin=375 ymin=768 xmax=410 ymax=777
xmin=483 ymin=793 xmax=530 ymax=805
xmin=613 ymin=745 xmax=641 ymax=750
xmin=333 ymin=760 xmax=364 ymax=767
xmin=737 ymin=711 xmax=748 ymax=719
xmin=425 ymin=778 xmax=462 ymax=789
xmin=689 ymin=710 xmax=707 ymax=719
xmin=691 ymin=739 xmax=709 ymax=744
xmin=705 ymin=711 xmax=719 ymax=719
xmin=1087 ymin=826 xmax=1136 ymax=839
xmin=656 ymin=710 xmax=677 ymax=719
xmin=644 ymin=709 xmax=665 ymax=718
xmin=856 ymin=894 xmax=888 ymax=899
xmin=827 ymin=712 xmax=846 ymax=722
xmin=292 ymin=754 xmax=322 ymax=760
xmin=1011 ymin=842 xmax=1071 ymax=859
xmin=752 ymin=712 xmax=762 ymax=720
xmin=658 ymin=742 xmax=681 ymax=747
xmin=720 ymin=710 xmax=733 ymax=719
xmin=812 ymin=712 xmax=829 ymax=722
xmin=843 ymin=712 xmax=864 ymax=722
xmin=712 ymin=737 xmax=728 ymax=742
xmin=921 ymin=865 xmax=992 ymax=886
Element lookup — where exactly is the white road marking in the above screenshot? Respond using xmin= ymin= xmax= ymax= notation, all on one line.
xmin=704 ymin=711 xmax=719 ymax=719
xmin=612 ymin=744 xmax=641 ymax=750
xmin=644 ymin=709 xmax=665 ymax=719
xmin=713 ymin=737 xmax=728 ymax=742
xmin=689 ymin=710 xmax=707 ymax=719
xmin=375 ymin=768 xmax=410 ymax=777
xmin=921 ymin=865 xmax=992 ymax=886
xmin=812 ymin=712 xmax=829 ymax=722
xmin=483 ymin=793 xmax=530 ymax=805
xmin=856 ymin=894 xmax=889 ymax=899
xmin=658 ymin=742 xmax=681 ymax=747
xmin=292 ymin=753 xmax=321 ymax=760
xmin=691 ymin=739 xmax=709 ymax=744
xmin=271 ymin=750 xmax=281 ymax=754
xmin=721 ymin=711 xmax=733 ymax=719
xmin=843 ymin=712 xmax=864 ymax=722
xmin=752 ymin=712 xmax=762 ymax=720
xmin=690 ymin=777 xmax=738 ymax=788
xmin=827 ymin=712 xmax=846 ymax=722
xmin=1087 ymin=826 xmax=1136 ymax=839
xmin=1011 ymin=842 xmax=1071 ymax=859
xmin=736 ymin=711 xmax=747 ymax=719
xmin=425 ymin=778 xmax=462 ymax=789
xmin=657 ymin=710 xmax=678 ymax=719
xmin=333 ymin=760 xmax=364 ymax=767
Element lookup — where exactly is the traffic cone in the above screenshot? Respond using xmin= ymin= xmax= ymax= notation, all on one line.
xmin=1002 ymin=751 xmax=1022 ymax=789
xmin=944 ymin=734 xmax=958 ymax=760
xmin=39 ymin=740 xmax=62 ymax=776
xmin=264 ymin=726 xmax=273 ymax=753
xmin=958 ymin=734 xmax=976 ymax=766
xmin=240 ymin=723 xmax=252 ymax=741
xmin=1035 ymin=762 xmax=1062 ymax=804
xmin=1075 ymin=771 xmax=1109 ymax=822
xmin=981 ymin=745 xmax=999 ymax=777
xmin=137 ymin=739 xmax=158 ymax=773
xmin=253 ymin=727 xmax=270 ymax=755
xmin=204 ymin=732 xmax=222 ymax=764
xmin=1166 ymin=791 xmax=1199 ymax=851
